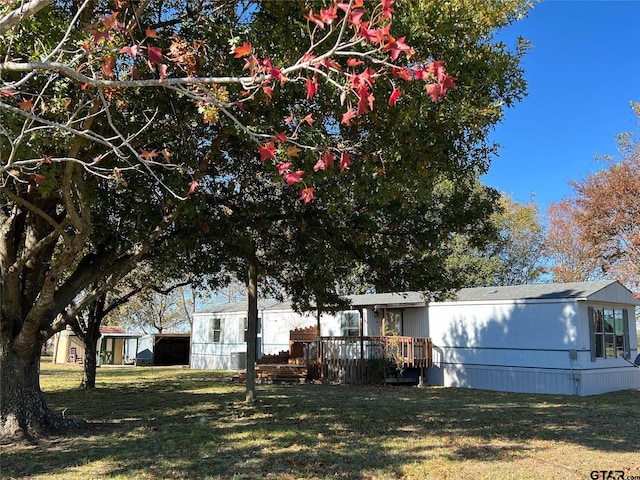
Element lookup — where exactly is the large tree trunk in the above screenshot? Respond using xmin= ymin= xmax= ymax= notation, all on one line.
xmin=0 ymin=339 xmax=59 ymax=439
xmin=245 ymin=243 xmax=258 ymax=403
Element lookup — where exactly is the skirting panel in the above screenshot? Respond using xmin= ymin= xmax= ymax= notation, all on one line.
xmin=428 ymin=364 xmax=640 ymax=395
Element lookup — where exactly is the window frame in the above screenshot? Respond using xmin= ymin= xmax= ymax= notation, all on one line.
xmin=340 ymin=311 xmax=360 ymax=337
xmin=589 ymin=306 xmax=630 ymax=361
xmin=211 ymin=317 xmax=222 ymax=344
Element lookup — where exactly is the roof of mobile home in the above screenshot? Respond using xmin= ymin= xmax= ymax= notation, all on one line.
xmin=197 ymin=280 xmax=639 ymax=314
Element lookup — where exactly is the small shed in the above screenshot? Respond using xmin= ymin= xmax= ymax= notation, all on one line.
xmin=52 ymin=325 xmax=141 ymax=366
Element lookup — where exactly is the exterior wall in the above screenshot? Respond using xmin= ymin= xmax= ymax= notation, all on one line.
xmin=191 ymin=311 xmax=246 ymax=370
xmin=427 ymin=299 xmax=579 ymax=394
xmin=427 ymin=298 xmax=640 ymax=395
xmin=191 ymin=308 xmax=344 ymax=370
xmin=402 ymin=307 xmax=429 ymax=337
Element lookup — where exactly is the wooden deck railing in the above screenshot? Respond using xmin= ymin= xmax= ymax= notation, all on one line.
xmin=312 ymin=336 xmax=432 ymax=384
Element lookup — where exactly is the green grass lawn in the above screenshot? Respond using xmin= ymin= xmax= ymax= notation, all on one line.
xmin=2 ymin=362 xmax=640 ymax=479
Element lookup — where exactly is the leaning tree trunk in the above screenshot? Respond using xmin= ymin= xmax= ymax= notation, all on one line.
xmin=0 ymin=338 xmax=59 ymax=439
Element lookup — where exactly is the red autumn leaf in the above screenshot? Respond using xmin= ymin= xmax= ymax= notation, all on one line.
xmin=274 ymin=131 xmax=287 ymax=143
xmin=285 ymin=111 xmax=295 ymax=125
xmin=314 ymin=158 xmax=326 ymax=172
xmin=263 ymin=84 xmax=273 ymax=99
xmin=354 ymin=68 xmax=376 ymax=88
xmin=393 ymin=66 xmax=414 ymax=81
xmin=277 ymin=161 xmax=292 ymax=174
xmin=234 ymin=42 xmax=252 ymax=58
xmin=120 ymin=45 xmax=140 ymax=59
xmin=147 ymin=46 xmax=163 ymax=64
xmin=299 ymin=187 xmax=315 ymax=203
xmin=1 ymin=88 xmax=15 ymax=98
xmin=162 ymin=148 xmax=172 ymax=161
xmin=305 ymin=77 xmax=317 ymax=99
xmin=322 ymin=151 xmax=336 ymax=168
xmin=18 ymin=98 xmax=34 ymax=111
xmin=339 ymin=152 xmax=351 ymax=172
xmin=268 ymin=67 xmax=282 ymax=81
xmin=388 ymin=87 xmax=402 ymax=106
xmin=382 ymin=0 xmax=395 ymax=18
xmin=40 ymin=155 xmax=52 ymax=165
xmin=146 ymin=28 xmax=159 ymax=38
xmin=384 ymin=36 xmax=411 ymax=61
xmin=258 ymin=141 xmax=276 ymax=161
xmin=349 ymin=8 xmax=365 ymax=26
xmin=283 ymin=170 xmax=304 ymax=186
xmin=305 ymin=9 xmax=325 ymax=29
xmin=34 ymin=174 xmax=46 ymax=186
xmin=322 ymin=59 xmax=342 ymax=71
xmin=302 ymin=114 xmax=314 ymax=125
xmin=347 ymin=58 xmax=364 ymax=67
xmin=341 ymin=109 xmax=357 ymax=125
xmin=356 ymin=85 xmax=373 ymax=116
xmin=314 ymin=150 xmax=336 ymax=172
xmin=426 ymin=83 xmax=442 ymax=102
xmin=440 ymin=74 xmax=457 ymax=94
xmin=188 ymin=180 xmax=198 ymax=195
xmin=320 ymin=5 xmax=338 ymax=23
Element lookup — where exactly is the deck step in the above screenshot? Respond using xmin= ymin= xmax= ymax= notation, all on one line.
xmin=237 ymin=364 xmax=308 ymax=383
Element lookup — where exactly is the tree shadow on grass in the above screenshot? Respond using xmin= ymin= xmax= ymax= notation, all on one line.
xmin=2 ymin=374 xmax=640 ymax=479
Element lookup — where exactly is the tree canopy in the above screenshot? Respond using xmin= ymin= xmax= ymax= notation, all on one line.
xmin=0 ymin=0 xmax=533 ymax=437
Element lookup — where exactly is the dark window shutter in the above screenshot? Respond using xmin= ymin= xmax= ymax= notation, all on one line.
xmin=588 ymin=307 xmax=596 ymax=362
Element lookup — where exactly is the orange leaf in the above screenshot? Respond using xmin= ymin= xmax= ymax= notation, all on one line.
xmin=234 ymin=42 xmax=252 ymax=58
xmin=18 ymin=98 xmax=34 ymax=111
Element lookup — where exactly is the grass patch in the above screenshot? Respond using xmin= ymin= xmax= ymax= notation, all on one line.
xmin=2 ymin=362 xmax=640 ymax=479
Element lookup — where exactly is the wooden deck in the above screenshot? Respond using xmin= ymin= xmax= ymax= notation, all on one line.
xmin=314 ymin=336 xmax=432 ymax=384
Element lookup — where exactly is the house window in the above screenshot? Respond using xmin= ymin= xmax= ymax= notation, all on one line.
xmin=211 ymin=318 xmax=222 ymax=343
xmin=590 ymin=307 xmax=629 ymax=360
xmin=384 ymin=310 xmax=402 ymax=336
xmin=243 ymin=317 xmax=262 ymax=343
xmin=340 ymin=311 xmax=360 ymax=337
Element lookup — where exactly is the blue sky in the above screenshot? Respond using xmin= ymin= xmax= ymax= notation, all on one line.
xmin=483 ymin=0 xmax=640 ymax=214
